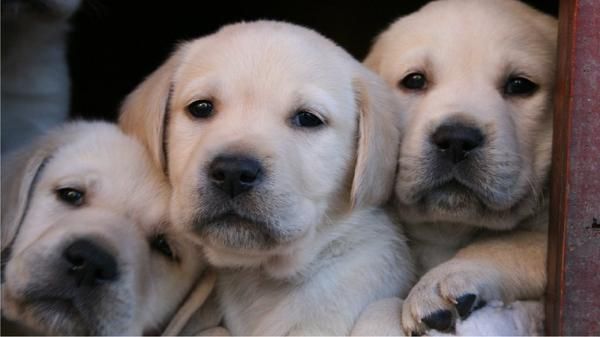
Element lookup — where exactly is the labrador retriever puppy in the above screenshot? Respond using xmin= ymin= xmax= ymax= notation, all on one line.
xmin=364 ymin=0 xmax=557 ymax=334
xmin=1 ymin=121 xmax=208 ymax=335
xmin=120 ymin=21 xmax=414 ymax=335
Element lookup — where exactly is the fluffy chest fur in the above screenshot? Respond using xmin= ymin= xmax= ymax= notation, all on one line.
xmin=217 ymin=208 xmax=414 ymax=335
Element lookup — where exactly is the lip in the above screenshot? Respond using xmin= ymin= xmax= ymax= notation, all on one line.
xmin=413 ymin=178 xmax=483 ymax=206
xmin=203 ymin=211 xmax=269 ymax=229
xmin=431 ymin=179 xmax=472 ymax=194
xmin=418 ymin=178 xmax=518 ymax=212
xmin=414 ymin=178 xmax=472 ymax=200
xmin=194 ymin=210 xmax=284 ymax=250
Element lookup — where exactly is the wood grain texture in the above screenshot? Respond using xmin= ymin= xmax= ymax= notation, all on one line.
xmin=547 ymin=0 xmax=600 ymax=335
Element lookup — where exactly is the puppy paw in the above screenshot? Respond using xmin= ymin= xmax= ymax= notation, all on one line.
xmin=401 ymin=260 xmax=502 ymax=335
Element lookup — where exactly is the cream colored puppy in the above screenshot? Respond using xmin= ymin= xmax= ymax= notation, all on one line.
xmin=365 ymin=0 xmax=556 ymax=334
xmin=120 ymin=21 xmax=414 ymax=335
xmin=1 ymin=122 xmax=207 ymax=335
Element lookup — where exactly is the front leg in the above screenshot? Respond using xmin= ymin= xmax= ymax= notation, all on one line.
xmin=401 ymin=230 xmax=546 ymax=335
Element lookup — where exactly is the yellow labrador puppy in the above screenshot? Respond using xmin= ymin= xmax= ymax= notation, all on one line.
xmin=1 ymin=122 xmax=208 ymax=335
xmin=120 ymin=21 xmax=414 ymax=335
xmin=364 ymin=0 xmax=557 ymax=334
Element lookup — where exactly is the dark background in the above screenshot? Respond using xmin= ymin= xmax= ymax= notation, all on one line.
xmin=67 ymin=0 xmax=559 ymax=121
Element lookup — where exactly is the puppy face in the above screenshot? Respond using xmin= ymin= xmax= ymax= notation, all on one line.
xmin=1 ymin=122 xmax=204 ymax=335
xmin=366 ymin=0 xmax=557 ymax=230
xmin=120 ymin=21 xmax=400 ymax=273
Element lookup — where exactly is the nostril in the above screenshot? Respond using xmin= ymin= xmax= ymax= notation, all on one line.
xmin=210 ymin=169 xmax=226 ymax=183
xmin=63 ymin=239 xmax=118 ymax=286
xmin=208 ymin=155 xmax=264 ymax=198
xmin=463 ymin=138 xmax=481 ymax=152
xmin=240 ymin=170 xmax=258 ymax=184
xmin=65 ymin=253 xmax=85 ymax=268
xmin=431 ymin=123 xmax=485 ymax=163
xmin=436 ymin=139 xmax=451 ymax=151
xmin=94 ymin=268 xmax=114 ymax=281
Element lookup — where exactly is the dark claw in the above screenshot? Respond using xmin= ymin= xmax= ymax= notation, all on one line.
xmin=410 ymin=332 xmax=423 ymax=336
xmin=455 ymin=293 xmax=477 ymax=319
xmin=422 ymin=309 xmax=454 ymax=332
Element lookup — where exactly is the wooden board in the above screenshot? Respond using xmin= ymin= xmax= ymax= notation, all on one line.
xmin=546 ymin=0 xmax=600 ymax=335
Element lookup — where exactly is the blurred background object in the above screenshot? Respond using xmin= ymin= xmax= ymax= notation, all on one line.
xmin=1 ymin=0 xmax=81 ymax=153
xmin=0 ymin=1 xmax=558 ymax=150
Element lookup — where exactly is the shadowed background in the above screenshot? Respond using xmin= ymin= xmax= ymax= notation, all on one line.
xmin=67 ymin=0 xmax=558 ymax=121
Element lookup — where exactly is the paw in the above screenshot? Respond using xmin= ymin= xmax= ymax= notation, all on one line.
xmin=402 ymin=261 xmax=502 ymax=335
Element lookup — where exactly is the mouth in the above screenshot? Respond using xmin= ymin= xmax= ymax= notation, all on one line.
xmin=193 ymin=210 xmax=281 ymax=250
xmin=430 ymin=179 xmax=472 ymax=194
xmin=416 ymin=178 xmax=470 ymax=197
xmin=209 ymin=211 xmax=259 ymax=223
xmin=203 ymin=211 xmax=271 ymax=231
xmin=412 ymin=179 xmax=483 ymax=211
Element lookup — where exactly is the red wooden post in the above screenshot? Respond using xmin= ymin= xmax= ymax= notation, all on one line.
xmin=546 ymin=0 xmax=600 ymax=335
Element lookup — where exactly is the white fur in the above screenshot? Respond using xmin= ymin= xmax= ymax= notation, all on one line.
xmin=1 ymin=122 xmax=206 ymax=335
xmin=364 ymin=0 xmax=556 ymax=334
xmin=120 ymin=21 xmax=415 ymax=335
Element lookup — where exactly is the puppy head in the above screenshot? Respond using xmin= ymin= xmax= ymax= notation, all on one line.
xmin=1 ymin=122 xmax=204 ymax=335
xmin=366 ymin=0 xmax=557 ymax=230
xmin=120 ymin=21 xmax=400 ymax=275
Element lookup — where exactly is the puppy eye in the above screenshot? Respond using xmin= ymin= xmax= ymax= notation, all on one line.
xmin=187 ymin=100 xmax=214 ymax=119
xmin=504 ymin=77 xmax=538 ymax=96
xmin=56 ymin=188 xmax=85 ymax=206
xmin=399 ymin=72 xmax=427 ymax=91
xmin=150 ymin=234 xmax=176 ymax=260
xmin=291 ymin=111 xmax=324 ymax=128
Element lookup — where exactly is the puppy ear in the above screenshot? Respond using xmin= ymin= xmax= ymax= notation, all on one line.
xmin=0 ymin=129 xmax=71 ymax=266
xmin=119 ymin=44 xmax=188 ymax=174
xmin=1 ymin=152 xmax=44 ymax=254
xmin=350 ymin=69 xmax=402 ymax=209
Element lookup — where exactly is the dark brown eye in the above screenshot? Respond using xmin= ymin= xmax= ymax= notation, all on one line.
xmin=187 ymin=100 xmax=214 ymax=119
xmin=504 ymin=77 xmax=538 ymax=96
xmin=150 ymin=234 xmax=175 ymax=260
xmin=399 ymin=72 xmax=427 ymax=90
xmin=56 ymin=188 xmax=85 ymax=206
xmin=291 ymin=111 xmax=324 ymax=128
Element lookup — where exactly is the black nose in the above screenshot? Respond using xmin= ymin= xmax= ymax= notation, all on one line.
xmin=208 ymin=155 xmax=264 ymax=198
xmin=431 ymin=123 xmax=484 ymax=164
xmin=63 ymin=239 xmax=118 ymax=287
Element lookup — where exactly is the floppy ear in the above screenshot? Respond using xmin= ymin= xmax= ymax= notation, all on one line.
xmin=1 ymin=123 xmax=100 ymax=270
xmin=1 ymin=151 xmax=45 ymax=253
xmin=350 ymin=68 xmax=402 ymax=209
xmin=0 ymin=131 xmax=71 ymax=269
xmin=119 ymin=44 xmax=188 ymax=175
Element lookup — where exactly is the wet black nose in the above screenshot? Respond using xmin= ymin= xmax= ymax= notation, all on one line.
xmin=63 ymin=239 xmax=118 ymax=287
xmin=208 ymin=155 xmax=264 ymax=198
xmin=431 ymin=123 xmax=484 ymax=163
